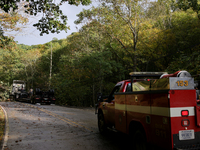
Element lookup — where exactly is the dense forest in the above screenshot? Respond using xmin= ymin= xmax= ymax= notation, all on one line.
xmin=1 ymin=0 xmax=200 ymax=106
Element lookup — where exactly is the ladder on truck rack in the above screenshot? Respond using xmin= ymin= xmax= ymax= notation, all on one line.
xmin=129 ymin=72 xmax=168 ymax=78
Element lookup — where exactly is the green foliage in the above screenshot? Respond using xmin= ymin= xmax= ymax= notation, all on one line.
xmin=0 ymin=0 xmax=20 ymax=12
xmin=0 ymin=81 xmax=10 ymax=101
xmin=52 ymin=49 xmax=124 ymax=106
xmin=0 ymin=0 xmax=92 ymax=36
xmin=166 ymin=10 xmax=200 ymax=74
xmin=176 ymin=0 xmax=200 ymax=12
xmin=1 ymin=0 xmax=200 ymax=107
xmin=66 ymin=0 xmax=92 ymax=5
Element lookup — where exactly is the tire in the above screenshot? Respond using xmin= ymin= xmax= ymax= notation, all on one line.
xmin=133 ymin=129 xmax=147 ymax=150
xmin=31 ymin=98 xmax=35 ymax=104
xmin=98 ymin=112 xmax=107 ymax=134
xmin=13 ymin=94 xmax=16 ymax=101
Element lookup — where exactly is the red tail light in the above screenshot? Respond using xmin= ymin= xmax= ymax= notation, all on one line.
xmin=181 ymin=110 xmax=189 ymax=117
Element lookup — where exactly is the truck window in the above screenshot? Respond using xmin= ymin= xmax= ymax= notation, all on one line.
xmin=109 ymin=84 xmax=122 ymax=101
xmin=126 ymin=83 xmax=131 ymax=92
xmin=132 ymin=83 xmax=141 ymax=91
xmin=132 ymin=81 xmax=150 ymax=91
xmin=112 ymin=85 xmax=121 ymax=95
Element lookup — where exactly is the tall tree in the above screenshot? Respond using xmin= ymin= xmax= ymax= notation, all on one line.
xmin=21 ymin=49 xmax=41 ymax=89
xmin=76 ymin=0 xmax=161 ymax=71
xmin=0 ymin=0 xmax=92 ymax=36
xmin=0 ymin=39 xmax=19 ymax=83
xmin=0 ymin=9 xmax=28 ymax=47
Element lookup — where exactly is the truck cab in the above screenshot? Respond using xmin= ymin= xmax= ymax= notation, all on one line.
xmin=10 ymin=80 xmax=26 ymax=101
xmin=97 ymin=80 xmax=130 ymax=130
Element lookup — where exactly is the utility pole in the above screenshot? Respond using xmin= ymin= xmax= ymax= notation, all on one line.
xmin=47 ymin=0 xmax=53 ymax=90
xmin=49 ymin=41 xmax=52 ymax=90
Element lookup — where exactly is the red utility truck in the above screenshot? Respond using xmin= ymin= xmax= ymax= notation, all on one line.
xmin=96 ymin=71 xmax=200 ymax=150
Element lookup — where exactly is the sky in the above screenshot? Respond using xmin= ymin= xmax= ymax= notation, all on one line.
xmin=10 ymin=1 xmax=98 ymax=46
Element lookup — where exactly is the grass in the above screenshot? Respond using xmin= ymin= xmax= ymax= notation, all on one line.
xmin=0 ymin=106 xmax=5 ymax=143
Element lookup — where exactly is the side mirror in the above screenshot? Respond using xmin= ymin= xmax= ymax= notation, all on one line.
xmin=95 ymin=93 xmax=103 ymax=114
xmin=97 ymin=93 xmax=103 ymax=102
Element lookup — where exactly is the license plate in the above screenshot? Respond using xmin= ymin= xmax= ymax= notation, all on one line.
xmin=179 ymin=130 xmax=195 ymax=140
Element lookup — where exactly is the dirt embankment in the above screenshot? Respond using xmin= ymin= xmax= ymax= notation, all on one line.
xmin=0 ymin=106 xmax=5 ymax=149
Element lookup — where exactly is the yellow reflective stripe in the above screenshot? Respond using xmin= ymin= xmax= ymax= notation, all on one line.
xmin=151 ymin=107 xmax=170 ymax=117
xmin=115 ymin=103 xmax=195 ymax=117
xmin=127 ymin=105 xmax=151 ymax=114
xmin=115 ymin=103 xmax=125 ymax=111
xmin=115 ymin=103 xmax=151 ymax=114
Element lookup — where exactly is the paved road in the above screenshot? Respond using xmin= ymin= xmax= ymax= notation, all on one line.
xmin=0 ymin=102 xmax=131 ymax=150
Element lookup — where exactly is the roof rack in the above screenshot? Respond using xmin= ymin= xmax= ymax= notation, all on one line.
xmin=129 ymin=72 xmax=168 ymax=77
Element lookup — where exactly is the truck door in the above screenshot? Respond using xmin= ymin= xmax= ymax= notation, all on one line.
xmin=114 ymin=82 xmax=131 ymax=133
xmin=105 ymin=84 xmax=122 ymax=127
xmin=115 ymin=93 xmax=126 ymax=133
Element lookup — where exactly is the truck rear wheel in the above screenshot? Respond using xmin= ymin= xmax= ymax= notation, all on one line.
xmin=133 ymin=129 xmax=147 ymax=150
xmin=98 ymin=112 xmax=107 ymax=134
xmin=31 ymin=98 xmax=35 ymax=104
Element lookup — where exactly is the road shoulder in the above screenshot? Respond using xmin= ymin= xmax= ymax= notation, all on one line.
xmin=0 ymin=105 xmax=8 ymax=150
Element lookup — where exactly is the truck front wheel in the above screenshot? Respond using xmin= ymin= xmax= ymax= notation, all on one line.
xmin=98 ymin=112 xmax=107 ymax=134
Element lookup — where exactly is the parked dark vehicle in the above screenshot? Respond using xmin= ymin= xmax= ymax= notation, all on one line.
xmin=18 ymin=90 xmax=30 ymax=102
xmin=31 ymin=88 xmax=55 ymax=105
xmin=31 ymin=88 xmax=42 ymax=104
xmin=41 ymin=91 xmax=51 ymax=104
xmin=49 ymin=89 xmax=56 ymax=104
